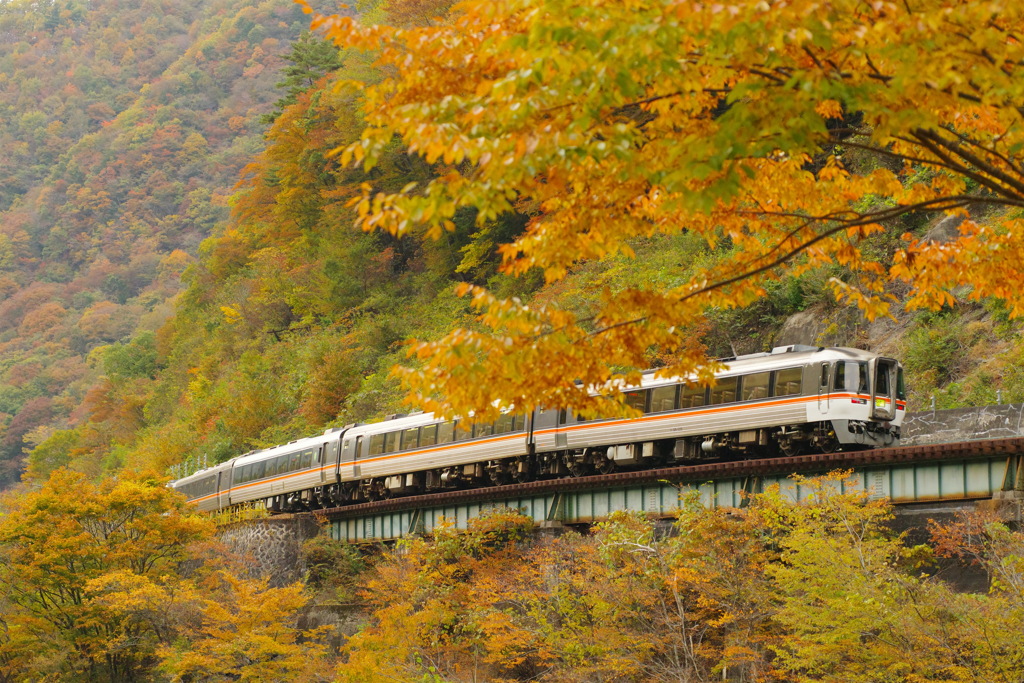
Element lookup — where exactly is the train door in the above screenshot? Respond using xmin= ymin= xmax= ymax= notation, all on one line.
xmin=817 ymin=362 xmax=831 ymax=413
xmin=531 ymin=407 xmax=559 ymax=452
xmin=871 ymin=358 xmax=898 ymax=420
xmin=321 ymin=439 xmax=339 ymax=484
xmin=216 ymin=470 xmax=227 ymax=509
xmin=339 ymin=435 xmax=360 ymax=482
xmin=354 ymin=436 xmax=364 ymax=480
xmin=225 ymin=465 xmax=237 ymax=506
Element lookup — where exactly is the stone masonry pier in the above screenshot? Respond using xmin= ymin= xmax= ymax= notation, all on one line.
xmin=217 ymin=515 xmax=321 ymax=586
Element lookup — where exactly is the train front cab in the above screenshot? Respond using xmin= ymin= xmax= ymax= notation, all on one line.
xmin=827 ymin=355 xmax=904 ymax=448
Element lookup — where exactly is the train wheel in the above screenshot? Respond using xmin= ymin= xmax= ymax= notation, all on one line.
xmin=778 ymin=437 xmax=804 ymax=457
xmin=360 ymin=478 xmax=392 ymax=501
xmin=487 ymin=462 xmax=512 ymax=486
xmin=817 ymin=435 xmax=840 ymax=453
xmin=566 ymin=460 xmax=591 ymax=478
xmin=512 ymin=456 xmax=535 ymax=483
xmin=595 ymin=457 xmax=616 ymax=475
xmin=815 ymin=424 xmax=840 ymax=453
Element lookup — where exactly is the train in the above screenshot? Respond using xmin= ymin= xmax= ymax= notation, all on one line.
xmin=171 ymin=345 xmax=906 ymax=512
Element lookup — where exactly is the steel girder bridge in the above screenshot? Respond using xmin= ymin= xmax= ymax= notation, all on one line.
xmin=322 ymin=437 xmax=1024 ymax=543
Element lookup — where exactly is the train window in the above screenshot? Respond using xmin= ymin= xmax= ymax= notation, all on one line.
xmin=475 ymin=421 xmax=494 ymax=438
xmin=649 ymin=385 xmax=677 ymax=412
xmin=710 ymin=377 xmax=738 ymax=405
xmin=876 ymin=364 xmax=890 ymax=394
xmin=494 ymin=413 xmax=513 ymax=434
xmin=437 ymin=421 xmax=455 ymax=444
xmin=624 ymin=390 xmax=647 ymax=414
xmin=558 ymin=409 xmax=570 ymax=425
xmin=680 ymin=384 xmax=706 ymax=408
xmin=820 ymin=363 xmax=831 ymax=388
xmin=401 ymin=427 xmax=420 ymax=450
xmin=368 ymin=433 xmax=385 ymax=456
xmin=272 ymin=455 xmax=286 ymax=475
xmin=384 ymin=431 xmax=401 ymax=453
xmin=235 ymin=465 xmax=247 ymax=484
xmin=302 ymin=449 xmax=315 ymax=468
xmin=834 ymin=362 xmax=868 ymax=393
xmin=774 ymin=367 xmax=802 ymax=396
xmin=421 ymin=424 xmax=438 ymax=447
xmin=742 ymin=372 xmax=770 ymax=401
xmin=455 ymin=421 xmax=472 ymax=441
xmin=896 ymin=368 xmax=906 ymax=400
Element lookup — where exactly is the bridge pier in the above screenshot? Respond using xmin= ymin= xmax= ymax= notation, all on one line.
xmin=217 ymin=515 xmax=321 ymax=586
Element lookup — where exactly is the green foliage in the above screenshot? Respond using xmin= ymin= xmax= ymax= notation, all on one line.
xmin=92 ymin=330 xmax=159 ymax=380
xmin=900 ymin=310 xmax=989 ymax=400
xmin=261 ymin=30 xmax=344 ymax=124
xmin=300 ymin=534 xmax=366 ymax=603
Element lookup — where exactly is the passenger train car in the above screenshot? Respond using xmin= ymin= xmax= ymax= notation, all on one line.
xmin=171 ymin=345 xmax=906 ymax=512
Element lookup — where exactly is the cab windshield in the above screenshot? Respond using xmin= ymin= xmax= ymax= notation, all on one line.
xmin=834 ymin=361 xmax=868 ymax=393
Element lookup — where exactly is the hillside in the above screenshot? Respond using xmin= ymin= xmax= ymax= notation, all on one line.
xmin=0 ymin=0 xmax=314 ymax=484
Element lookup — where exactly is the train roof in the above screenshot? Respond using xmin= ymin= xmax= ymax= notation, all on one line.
xmin=168 ymin=459 xmax=231 ymax=488
xmin=230 ymin=427 xmax=345 ymax=468
xmin=698 ymin=345 xmax=882 ymax=377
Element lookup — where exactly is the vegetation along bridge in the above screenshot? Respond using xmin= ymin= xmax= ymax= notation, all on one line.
xmin=322 ymin=405 xmax=1024 ymax=542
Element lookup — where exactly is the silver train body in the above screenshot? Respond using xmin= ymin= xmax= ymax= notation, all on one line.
xmin=171 ymin=346 xmax=906 ymax=512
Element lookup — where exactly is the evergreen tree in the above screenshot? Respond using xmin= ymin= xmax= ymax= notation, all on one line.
xmin=261 ymin=31 xmax=343 ymax=124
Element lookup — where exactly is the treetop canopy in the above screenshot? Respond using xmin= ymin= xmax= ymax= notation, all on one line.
xmin=299 ymin=0 xmax=1024 ymax=419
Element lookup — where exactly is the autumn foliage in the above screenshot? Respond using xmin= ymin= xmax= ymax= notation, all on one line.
xmin=0 ymin=469 xmax=332 ymax=682
xmin=290 ymin=0 xmax=1024 ymax=420
xmin=333 ymin=477 xmax=1024 ymax=682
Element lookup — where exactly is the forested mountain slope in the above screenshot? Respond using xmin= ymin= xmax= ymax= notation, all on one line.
xmin=0 ymin=0 xmax=313 ymax=484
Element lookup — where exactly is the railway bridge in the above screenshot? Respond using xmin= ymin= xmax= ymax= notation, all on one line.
xmin=321 ymin=404 xmax=1024 ymax=543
